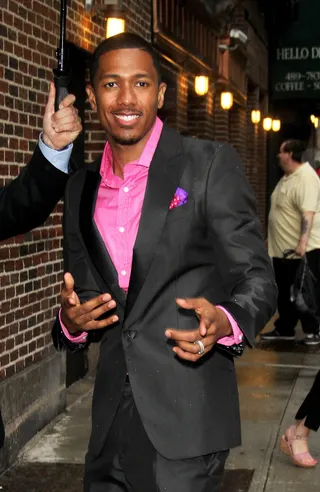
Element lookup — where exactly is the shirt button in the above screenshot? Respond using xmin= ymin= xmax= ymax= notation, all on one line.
xmin=239 ymin=334 xmax=243 ymax=341
xmin=127 ymin=330 xmax=137 ymax=340
xmin=124 ymin=187 xmax=129 ymax=193
xmin=119 ymin=227 xmax=125 ymax=233
xmin=121 ymin=270 xmax=126 ymax=276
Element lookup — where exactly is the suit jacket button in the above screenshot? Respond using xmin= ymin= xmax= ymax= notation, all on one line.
xmin=127 ymin=330 xmax=137 ymax=340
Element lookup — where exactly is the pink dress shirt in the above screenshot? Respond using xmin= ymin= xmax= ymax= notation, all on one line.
xmin=61 ymin=117 xmax=243 ymax=346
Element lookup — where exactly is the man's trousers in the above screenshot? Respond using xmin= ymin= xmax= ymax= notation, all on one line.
xmin=273 ymin=249 xmax=320 ymax=336
xmin=84 ymin=379 xmax=229 ymax=492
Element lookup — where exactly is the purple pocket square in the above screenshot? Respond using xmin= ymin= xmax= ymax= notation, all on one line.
xmin=169 ymin=187 xmax=188 ymax=210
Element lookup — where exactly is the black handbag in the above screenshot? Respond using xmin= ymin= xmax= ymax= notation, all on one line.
xmin=284 ymin=250 xmax=318 ymax=315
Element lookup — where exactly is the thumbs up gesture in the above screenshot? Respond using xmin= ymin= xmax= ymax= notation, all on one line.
xmin=42 ymin=81 xmax=82 ymax=150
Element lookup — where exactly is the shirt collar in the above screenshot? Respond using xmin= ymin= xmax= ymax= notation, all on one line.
xmin=100 ymin=117 xmax=163 ymax=186
xmin=283 ymin=162 xmax=307 ymax=181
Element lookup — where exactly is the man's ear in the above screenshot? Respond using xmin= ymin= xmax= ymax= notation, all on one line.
xmin=157 ymin=82 xmax=167 ymax=110
xmin=86 ymin=84 xmax=97 ymax=111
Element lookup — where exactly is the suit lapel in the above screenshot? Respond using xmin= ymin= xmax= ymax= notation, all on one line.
xmin=125 ymin=126 xmax=185 ymax=318
xmin=79 ymin=163 xmax=127 ymax=309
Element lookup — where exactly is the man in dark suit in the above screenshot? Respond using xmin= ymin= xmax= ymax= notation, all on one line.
xmin=0 ymin=82 xmax=82 ymax=447
xmin=54 ymin=33 xmax=277 ymax=491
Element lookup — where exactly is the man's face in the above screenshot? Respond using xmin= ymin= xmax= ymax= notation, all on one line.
xmin=277 ymin=143 xmax=291 ymax=171
xmin=86 ymin=48 xmax=166 ymax=146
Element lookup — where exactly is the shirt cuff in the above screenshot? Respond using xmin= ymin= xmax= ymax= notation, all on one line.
xmin=58 ymin=308 xmax=88 ymax=344
xmin=216 ymin=305 xmax=244 ymax=346
xmin=38 ymin=133 xmax=72 ymax=174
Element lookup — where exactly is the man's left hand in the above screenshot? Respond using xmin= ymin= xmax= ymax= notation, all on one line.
xmin=295 ymin=242 xmax=307 ymax=257
xmin=165 ymin=298 xmax=232 ymax=362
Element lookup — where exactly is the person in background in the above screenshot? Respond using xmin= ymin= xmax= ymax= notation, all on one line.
xmin=262 ymin=139 xmax=320 ymax=345
xmin=0 ymin=82 xmax=82 ymax=448
xmin=280 ymin=370 xmax=320 ymax=467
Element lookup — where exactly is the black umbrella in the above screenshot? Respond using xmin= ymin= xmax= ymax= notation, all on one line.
xmin=53 ymin=0 xmax=70 ymax=111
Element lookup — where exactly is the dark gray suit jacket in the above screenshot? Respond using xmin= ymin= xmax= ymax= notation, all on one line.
xmin=0 ymin=145 xmax=69 ymax=241
xmin=54 ymin=125 xmax=277 ymax=459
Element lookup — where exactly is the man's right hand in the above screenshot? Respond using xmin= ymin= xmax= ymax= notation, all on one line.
xmin=61 ymin=273 xmax=119 ymax=335
xmin=42 ymin=82 xmax=82 ymax=150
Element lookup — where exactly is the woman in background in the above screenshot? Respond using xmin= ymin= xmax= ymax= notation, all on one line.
xmin=281 ymin=370 xmax=320 ymax=467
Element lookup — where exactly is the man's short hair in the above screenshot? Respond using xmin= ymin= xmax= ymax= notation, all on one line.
xmin=90 ymin=33 xmax=162 ymax=86
xmin=282 ymin=140 xmax=306 ymax=163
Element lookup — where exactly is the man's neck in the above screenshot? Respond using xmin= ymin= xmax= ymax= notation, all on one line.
xmin=110 ymin=141 xmax=146 ymax=178
xmin=108 ymin=124 xmax=156 ymax=179
xmin=284 ymin=161 xmax=303 ymax=176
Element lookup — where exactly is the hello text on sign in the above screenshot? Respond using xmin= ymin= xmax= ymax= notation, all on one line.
xmin=277 ymin=47 xmax=320 ymax=61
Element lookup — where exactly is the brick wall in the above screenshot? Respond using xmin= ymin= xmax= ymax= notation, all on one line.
xmin=244 ymin=0 xmax=269 ymax=229
xmin=176 ymin=73 xmax=188 ymax=134
xmin=188 ymin=78 xmax=215 ymax=140
xmin=256 ymin=95 xmax=268 ymax=231
xmin=158 ymin=57 xmax=179 ymax=129
xmin=213 ymin=93 xmax=229 ymax=142
xmin=210 ymin=0 xmax=268 ymax=230
xmin=0 ymin=0 xmax=87 ymax=382
xmin=228 ymin=103 xmax=247 ymax=165
xmin=246 ymin=86 xmax=268 ymax=231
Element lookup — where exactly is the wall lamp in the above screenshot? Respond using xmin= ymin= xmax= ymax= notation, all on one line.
xmin=220 ymin=91 xmax=233 ymax=110
xmin=311 ymin=115 xmax=319 ymax=128
xmin=272 ymin=118 xmax=281 ymax=132
xmin=251 ymin=110 xmax=261 ymax=124
xmin=195 ymin=76 xmax=209 ymax=96
xmin=263 ymin=117 xmax=272 ymax=131
xmin=85 ymin=0 xmax=125 ymax=39
xmin=262 ymin=117 xmax=281 ymax=132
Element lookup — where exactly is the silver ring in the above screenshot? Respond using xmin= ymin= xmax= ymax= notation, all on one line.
xmin=194 ymin=339 xmax=205 ymax=355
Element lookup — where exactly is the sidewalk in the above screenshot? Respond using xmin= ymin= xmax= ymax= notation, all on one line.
xmin=1 ymin=337 xmax=320 ymax=492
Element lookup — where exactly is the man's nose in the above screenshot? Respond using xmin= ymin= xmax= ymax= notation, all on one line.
xmin=117 ymin=83 xmax=137 ymax=106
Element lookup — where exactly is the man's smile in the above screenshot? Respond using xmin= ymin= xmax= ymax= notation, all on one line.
xmin=114 ymin=114 xmax=141 ymax=122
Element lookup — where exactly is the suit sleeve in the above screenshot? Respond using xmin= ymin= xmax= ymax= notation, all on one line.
xmin=52 ymin=177 xmax=101 ymax=353
xmin=0 ymin=145 xmax=69 ymax=241
xmin=205 ymin=143 xmax=277 ymax=347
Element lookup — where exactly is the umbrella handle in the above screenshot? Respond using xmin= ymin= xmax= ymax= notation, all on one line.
xmin=54 ymin=73 xmax=70 ymax=112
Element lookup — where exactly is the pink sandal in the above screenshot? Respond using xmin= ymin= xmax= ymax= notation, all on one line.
xmin=280 ymin=425 xmax=318 ymax=468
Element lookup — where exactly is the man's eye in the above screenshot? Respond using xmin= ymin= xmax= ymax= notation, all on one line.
xmin=104 ymin=82 xmax=117 ymax=88
xmin=137 ymin=81 xmax=148 ymax=87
